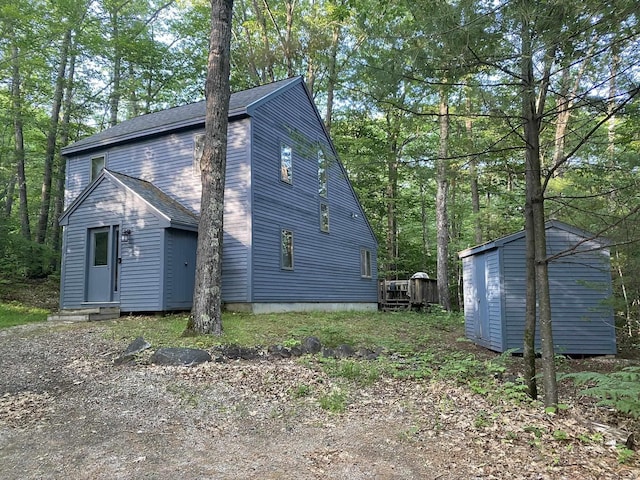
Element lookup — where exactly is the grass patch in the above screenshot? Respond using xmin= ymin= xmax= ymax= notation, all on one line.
xmin=105 ymin=309 xmax=465 ymax=353
xmin=0 ymin=302 xmax=49 ymax=329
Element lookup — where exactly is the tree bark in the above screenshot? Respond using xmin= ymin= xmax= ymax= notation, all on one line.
xmin=520 ymin=2 xmax=557 ymax=406
xmin=185 ymin=0 xmax=234 ymax=336
xmin=36 ymin=28 xmax=71 ymax=245
xmin=11 ymin=40 xmax=31 ymax=241
xmin=109 ymin=7 xmax=121 ymax=127
xmin=324 ymin=23 xmax=340 ymax=133
xmin=436 ymin=86 xmax=451 ymax=310
xmin=51 ymin=42 xmax=77 ymax=261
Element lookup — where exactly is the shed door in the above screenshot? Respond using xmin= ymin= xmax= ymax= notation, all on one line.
xmin=87 ymin=226 xmax=119 ymax=303
xmin=474 ymin=255 xmax=490 ymax=342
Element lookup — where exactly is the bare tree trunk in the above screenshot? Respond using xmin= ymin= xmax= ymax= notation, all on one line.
xmin=521 ymin=5 xmax=557 ymax=407
xmin=4 ymin=174 xmax=16 ymax=217
xmin=436 ymin=86 xmax=451 ymax=310
xmin=36 ymin=28 xmax=71 ymax=245
xmin=51 ymin=43 xmax=77 ymax=261
xmin=385 ymin=114 xmax=399 ymax=279
xmin=465 ymin=93 xmax=481 ymax=244
xmin=523 ymin=176 xmax=538 ymax=399
xmin=11 ymin=40 xmax=30 ymax=241
xmin=186 ymin=0 xmax=234 ymax=336
xmin=109 ymin=8 xmax=121 ymax=127
xmin=254 ymin=0 xmax=274 ymax=82
xmin=324 ymin=23 xmax=340 ymax=133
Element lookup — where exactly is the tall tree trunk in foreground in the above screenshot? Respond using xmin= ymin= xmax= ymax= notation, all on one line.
xmin=185 ymin=0 xmax=234 ymax=336
xmin=520 ymin=3 xmax=557 ymax=406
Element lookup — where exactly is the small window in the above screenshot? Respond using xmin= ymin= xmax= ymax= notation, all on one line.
xmin=93 ymin=231 xmax=109 ymax=266
xmin=318 ymin=148 xmax=327 ymax=197
xmin=281 ymin=229 xmax=294 ymax=270
xmin=361 ymin=248 xmax=372 ymax=278
xmin=91 ymin=156 xmax=105 ymax=181
xmin=193 ymin=134 xmax=205 ymax=174
xmin=320 ymin=203 xmax=329 ymax=233
xmin=280 ymin=144 xmax=292 ymax=183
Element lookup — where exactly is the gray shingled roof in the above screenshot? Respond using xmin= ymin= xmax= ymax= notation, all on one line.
xmin=107 ymin=170 xmax=199 ymax=228
xmin=63 ymin=77 xmax=302 ymax=156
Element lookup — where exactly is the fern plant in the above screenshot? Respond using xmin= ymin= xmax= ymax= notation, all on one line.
xmin=560 ymin=367 xmax=640 ymax=418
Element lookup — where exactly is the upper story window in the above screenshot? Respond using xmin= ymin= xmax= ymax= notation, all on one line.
xmin=361 ymin=248 xmax=372 ymax=278
xmin=281 ymin=229 xmax=294 ymax=270
xmin=318 ymin=147 xmax=327 ymax=197
xmin=91 ymin=156 xmax=105 ymax=181
xmin=320 ymin=203 xmax=329 ymax=233
xmin=193 ymin=134 xmax=205 ymax=174
xmin=280 ymin=144 xmax=292 ymax=183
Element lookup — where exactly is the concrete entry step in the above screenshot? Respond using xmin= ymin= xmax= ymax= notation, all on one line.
xmin=48 ymin=307 xmax=121 ymax=322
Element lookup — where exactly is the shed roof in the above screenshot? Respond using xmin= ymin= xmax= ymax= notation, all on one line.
xmin=458 ymin=220 xmax=609 ymax=259
xmin=59 ymin=169 xmax=199 ymax=230
xmin=62 ymin=76 xmax=302 ymax=156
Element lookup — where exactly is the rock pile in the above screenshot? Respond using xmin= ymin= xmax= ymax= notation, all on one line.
xmin=115 ymin=335 xmax=382 ymax=367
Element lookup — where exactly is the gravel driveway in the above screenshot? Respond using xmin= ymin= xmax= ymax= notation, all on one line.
xmin=0 ymin=321 xmax=638 ymax=479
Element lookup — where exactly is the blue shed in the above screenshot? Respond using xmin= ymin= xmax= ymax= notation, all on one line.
xmin=458 ymin=220 xmax=616 ymax=355
xmin=57 ymin=77 xmax=378 ymax=316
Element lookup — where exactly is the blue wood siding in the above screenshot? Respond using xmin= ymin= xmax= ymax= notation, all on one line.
xmin=462 ymin=251 xmax=503 ymax=351
xmin=63 ymin=119 xmax=252 ymax=305
xmin=501 ymin=228 xmax=615 ymax=354
xmin=61 ymin=177 xmax=164 ymax=311
xmin=250 ymin=83 xmax=377 ymax=303
xmin=485 ymin=250 xmax=503 ymax=351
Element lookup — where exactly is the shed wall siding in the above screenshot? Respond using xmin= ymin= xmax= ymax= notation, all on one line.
xmin=485 ymin=249 xmax=503 ymax=351
xmin=502 ymin=228 xmax=615 ymax=354
xmin=249 ymin=83 xmax=377 ymax=303
xmin=61 ymin=178 xmax=164 ymax=311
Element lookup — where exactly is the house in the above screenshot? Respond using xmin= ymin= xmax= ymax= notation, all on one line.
xmin=57 ymin=77 xmax=378 ymax=317
xmin=458 ymin=220 xmax=616 ymax=355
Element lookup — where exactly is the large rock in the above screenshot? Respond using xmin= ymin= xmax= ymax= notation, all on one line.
xmin=302 ymin=336 xmax=322 ymax=354
xmin=150 ymin=347 xmax=211 ymax=366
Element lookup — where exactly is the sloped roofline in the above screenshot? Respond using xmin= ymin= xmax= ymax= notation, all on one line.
xmin=59 ymin=169 xmax=199 ymax=230
xmin=62 ymin=77 xmax=303 ymax=156
xmin=458 ymin=219 xmax=609 ymax=259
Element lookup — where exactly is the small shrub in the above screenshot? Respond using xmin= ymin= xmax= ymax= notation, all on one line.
xmin=319 ymin=389 xmax=347 ymax=413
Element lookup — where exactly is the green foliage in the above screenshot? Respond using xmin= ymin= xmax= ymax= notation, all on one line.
xmin=616 ymin=446 xmax=635 ymax=465
xmin=560 ymin=368 xmax=640 ymax=418
xmin=318 ymin=388 xmax=347 ymax=413
xmin=319 ymin=358 xmax=380 ymax=386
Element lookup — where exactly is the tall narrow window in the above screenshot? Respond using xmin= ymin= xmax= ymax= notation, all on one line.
xmin=280 ymin=144 xmax=292 ymax=183
xmin=320 ymin=203 xmax=329 ymax=233
xmin=281 ymin=229 xmax=294 ymax=270
xmin=193 ymin=134 xmax=205 ymax=174
xmin=93 ymin=230 xmax=109 ymax=266
xmin=361 ymin=248 xmax=372 ymax=278
xmin=91 ymin=156 xmax=105 ymax=181
xmin=318 ymin=148 xmax=327 ymax=197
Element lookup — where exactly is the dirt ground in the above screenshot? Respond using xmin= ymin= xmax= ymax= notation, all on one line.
xmin=0 ymin=320 xmax=639 ymax=480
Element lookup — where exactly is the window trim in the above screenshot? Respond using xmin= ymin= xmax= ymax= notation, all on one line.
xmin=90 ymin=155 xmax=106 ymax=182
xmin=318 ymin=147 xmax=327 ymax=197
xmin=320 ymin=202 xmax=330 ymax=233
xmin=280 ymin=143 xmax=293 ymax=184
xmin=281 ymin=229 xmax=294 ymax=270
xmin=360 ymin=248 xmax=372 ymax=278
